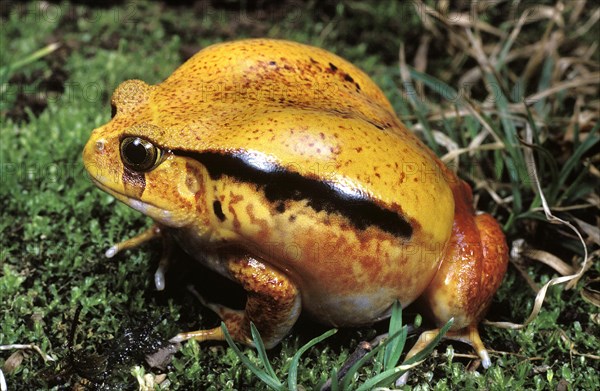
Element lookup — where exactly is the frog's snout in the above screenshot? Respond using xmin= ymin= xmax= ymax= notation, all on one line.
xmin=82 ymin=132 xmax=122 ymax=190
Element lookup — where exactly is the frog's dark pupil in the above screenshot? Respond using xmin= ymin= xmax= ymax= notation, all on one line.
xmin=121 ymin=137 xmax=161 ymax=172
xmin=126 ymin=139 xmax=149 ymax=165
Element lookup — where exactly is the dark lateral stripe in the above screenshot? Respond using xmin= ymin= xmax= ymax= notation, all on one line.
xmin=213 ymin=200 xmax=226 ymax=221
xmin=175 ymin=150 xmax=413 ymax=239
xmin=123 ymin=166 xmax=146 ymax=197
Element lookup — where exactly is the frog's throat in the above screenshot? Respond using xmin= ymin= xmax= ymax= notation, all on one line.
xmin=90 ymin=178 xmax=190 ymax=228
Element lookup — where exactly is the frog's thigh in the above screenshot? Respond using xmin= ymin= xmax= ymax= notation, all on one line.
xmin=171 ymin=253 xmax=301 ymax=349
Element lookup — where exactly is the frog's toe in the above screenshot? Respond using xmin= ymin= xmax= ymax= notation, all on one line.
xmin=153 ymin=233 xmax=173 ymax=291
xmin=397 ymin=324 xmax=491 ymax=384
xmin=396 ymin=329 xmax=442 ymax=385
xmin=105 ymin=244 xmax=119 ymax=258
xmin=154 ymin=267 xmax=166 ymax=291
xmin=170 ymin=290 xmax=247 ymax=345
xmin=168 ymin=307 xmax=249 ymax=345
xmin=104 ymin=224 xmax=163 ymax=258
xmin=445 ymin=325 xmax=491 ymax=368
xmin=169 ymin=326 xmax=225 ymax=344
xmin=480 ymin=349 xmax=491 ymax=369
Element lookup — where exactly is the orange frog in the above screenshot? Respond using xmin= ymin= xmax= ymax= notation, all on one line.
xmin=83 ymin=39 xmax=508 ymax=369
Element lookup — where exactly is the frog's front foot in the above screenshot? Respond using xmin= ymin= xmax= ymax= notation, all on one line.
xmin=104 ymin=224 xmax=172 ymax=290
xmin=170 ymin=251 xmax=301 ymax=348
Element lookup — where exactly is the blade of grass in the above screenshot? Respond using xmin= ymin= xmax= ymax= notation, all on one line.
xmin=523 ymin=104 xmax=560 ymax=205
xmin=357 ymin=318 xmax=454 ymax=390
xmin=287 ymin=328 xmax=337 ymax=390
xmin=221 ymin=323 xmax=284 ymax=391
xmin=406 ymin=68 xmax=461 ymax=154
xmin=399 ymin=54 xmax=439 ymax=154
xmin=557 ymin=124 xmax=599 ymax=190
xmin=408 ymin=68 xmax=504 ymax=154
xmin=355 ymin=364 xmax=416 ymax=391
xmin=534 ymin=56 xmax=555 ymax=117
xmin=339 ymin=328 xmax=406 ymax=390
xmin=440 ymin=109 xmax=459 ymax=145
xmin=383 ymin=301 xmax=406 ymax=371
xmin=558 ymin=165 xmax=596 ymax=206
xmin=484 ymin=72 xmax=526 ymax=221
xmin=403 ymin=319 xmax=454 ymax=365
xmin=250 ymin=322 xmax=280 ymax=382
xmin=400 ymin=79 xmax=439 ymax=153
xmin=408 ymin=67 xmax=460 ymax=104
xmin=329 ymin=366 xmax=339 ymax=391
xmin=0 ymin=43 xmax=60 ymax=87
xmin=413 ymin=105 xmax=440 ymax=154
xmin=496 ymin=9 xmax=532 ymax=85
xmin=504 ymin=156 xmax=523 ymax=217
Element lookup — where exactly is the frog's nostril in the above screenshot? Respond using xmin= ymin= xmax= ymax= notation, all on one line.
xmin=95 ymin=139 xmax=106 ymax=152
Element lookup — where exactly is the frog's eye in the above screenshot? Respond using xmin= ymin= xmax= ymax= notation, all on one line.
xmin=120 ymin=137 xmax=163 ymax=172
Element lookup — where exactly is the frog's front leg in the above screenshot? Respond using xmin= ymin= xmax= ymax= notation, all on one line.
xmin=105 ymin=224 xmax=162 ymax=258
xmin=170 ymin=252 xmax=301 ymax=348
xmin=104 ymin=223 xmax=172 ymax=290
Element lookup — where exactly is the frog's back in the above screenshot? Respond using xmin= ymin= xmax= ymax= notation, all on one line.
xmin=143 ymin=39 xmax=455 ymax=247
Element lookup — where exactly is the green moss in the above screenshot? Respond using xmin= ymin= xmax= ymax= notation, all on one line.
xmin=1 ymin=1 xmax=598 ymax=390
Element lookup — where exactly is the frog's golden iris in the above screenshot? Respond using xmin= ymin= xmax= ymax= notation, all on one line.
xmin=83 ymin=39 xmax=508 ymax=372
xmin=120 ymin=137 xmax=163 ymax=172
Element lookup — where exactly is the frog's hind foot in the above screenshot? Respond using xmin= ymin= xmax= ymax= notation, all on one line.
xmin=444 ymin=325 xmax=491 ymax=368
xmin=396 ymin=324 xmax=490 ymax=386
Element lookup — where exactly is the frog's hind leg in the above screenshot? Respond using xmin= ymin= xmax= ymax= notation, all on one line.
xmin=170 ymin=252 xmax=301 ymax=348
xmin=397 ymin=210 xmax=508 ymax=384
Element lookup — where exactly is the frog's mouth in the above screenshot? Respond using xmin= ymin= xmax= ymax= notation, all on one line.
xmin=89 ymin=177 xmax=189 ymax=228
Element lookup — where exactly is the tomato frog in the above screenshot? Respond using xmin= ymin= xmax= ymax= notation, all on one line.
xmin=82 ymin=39 xmax=508 ymax=371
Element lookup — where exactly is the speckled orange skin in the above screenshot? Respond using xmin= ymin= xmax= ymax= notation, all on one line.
xmin=83 ymin=39 xmax=508 ymax=357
